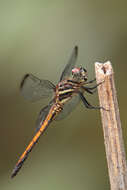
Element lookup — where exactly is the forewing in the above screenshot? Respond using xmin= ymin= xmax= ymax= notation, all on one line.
xmin=55 ymin=94 xmax=81 ymax=120
xmin=20 ymin=74 xmax=55 ymax=102
xmin=60 ymin=46 xmax=78 ymax=81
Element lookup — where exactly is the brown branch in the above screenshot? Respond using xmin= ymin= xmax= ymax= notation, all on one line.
xmin=95 ymin=61 xmax=127 ymax=190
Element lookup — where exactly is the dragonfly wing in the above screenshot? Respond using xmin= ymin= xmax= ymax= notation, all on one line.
xmin=20 ymin=74 xmax=55 ymax=102
xmin=36 ymin=101 xmax=54 ymax=132
xmin=55 ymin=94 xmax=81 ymax=120
xmin=60 ymin=46 xmax=78 ymax=81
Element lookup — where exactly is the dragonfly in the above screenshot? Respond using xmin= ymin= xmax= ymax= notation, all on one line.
xmin=11 ymin=46 xmax=104 ymax=178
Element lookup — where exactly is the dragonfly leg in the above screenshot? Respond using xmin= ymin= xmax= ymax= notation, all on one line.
xmin=85 ymin=78 xmax=96 ymax=84
xmin=82 ymin=80 xmax=104 ymax=95
xmin=85 ymin=81 xmax=104 ymax=90
xmin=79 ymin=92 xmax=106 ymax=110
xmin=82 ymin=86 xmax=98 ymax=94
xmin=83 ymin=88 xmax=94 ymax=94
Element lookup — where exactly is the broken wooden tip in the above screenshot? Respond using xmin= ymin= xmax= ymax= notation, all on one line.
xmin=95 ymin=61 xmax=113 ymax=75
xmin=95 ymin=61 xmax=114 ymax=111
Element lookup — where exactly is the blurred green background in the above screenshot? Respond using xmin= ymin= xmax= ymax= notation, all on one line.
xmin=0 ymin=0 xmax=127 ymax=189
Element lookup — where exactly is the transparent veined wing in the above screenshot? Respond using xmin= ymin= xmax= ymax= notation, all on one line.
xmin=36 ymin=94 xmax=81 ymax=129
xmin=55 ymin=94 xmax=81 ymax=120
xmin=20 ymin=74 xmax=55 ymax=102
xmin=60 ymin=46 xmax=78 ymax=81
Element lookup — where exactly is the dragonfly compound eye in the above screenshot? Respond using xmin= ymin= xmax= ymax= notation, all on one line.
xmin=72 ymin=67 xmax=80 ymax=75
xmin=80 ymin=67 xmax=87 ymax=81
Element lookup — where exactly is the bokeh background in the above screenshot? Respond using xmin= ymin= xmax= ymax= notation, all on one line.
xmin=1 ymin=0 xmax=127 ymax=189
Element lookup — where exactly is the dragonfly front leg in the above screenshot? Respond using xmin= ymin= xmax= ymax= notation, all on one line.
xmin=81 ymin=84 xmax=98 ymax=95
xmin=82 ymin=80 xmax=104 ymax=94
xmin=79 ymin=92 xmax=105 ymax=110
xmin=85 ymin=81 xmax=104 ymax=90
xmin=85 ymin=78 xmax=96 ymax=85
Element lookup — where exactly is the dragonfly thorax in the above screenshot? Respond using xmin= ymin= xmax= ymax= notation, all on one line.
xmin=72 ymin=67 xmax=87 ymax=82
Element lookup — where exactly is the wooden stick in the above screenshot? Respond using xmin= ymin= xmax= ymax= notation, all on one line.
xmin=95 ymin=61 xmax=127 ymax=190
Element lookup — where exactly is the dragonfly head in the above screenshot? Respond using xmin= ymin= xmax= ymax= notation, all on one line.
xmin=72 ymin=67 xmax=87 ymax=82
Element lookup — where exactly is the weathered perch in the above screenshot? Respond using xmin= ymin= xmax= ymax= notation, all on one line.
xmin=95 ymin=61 xmax=127 ymax=190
